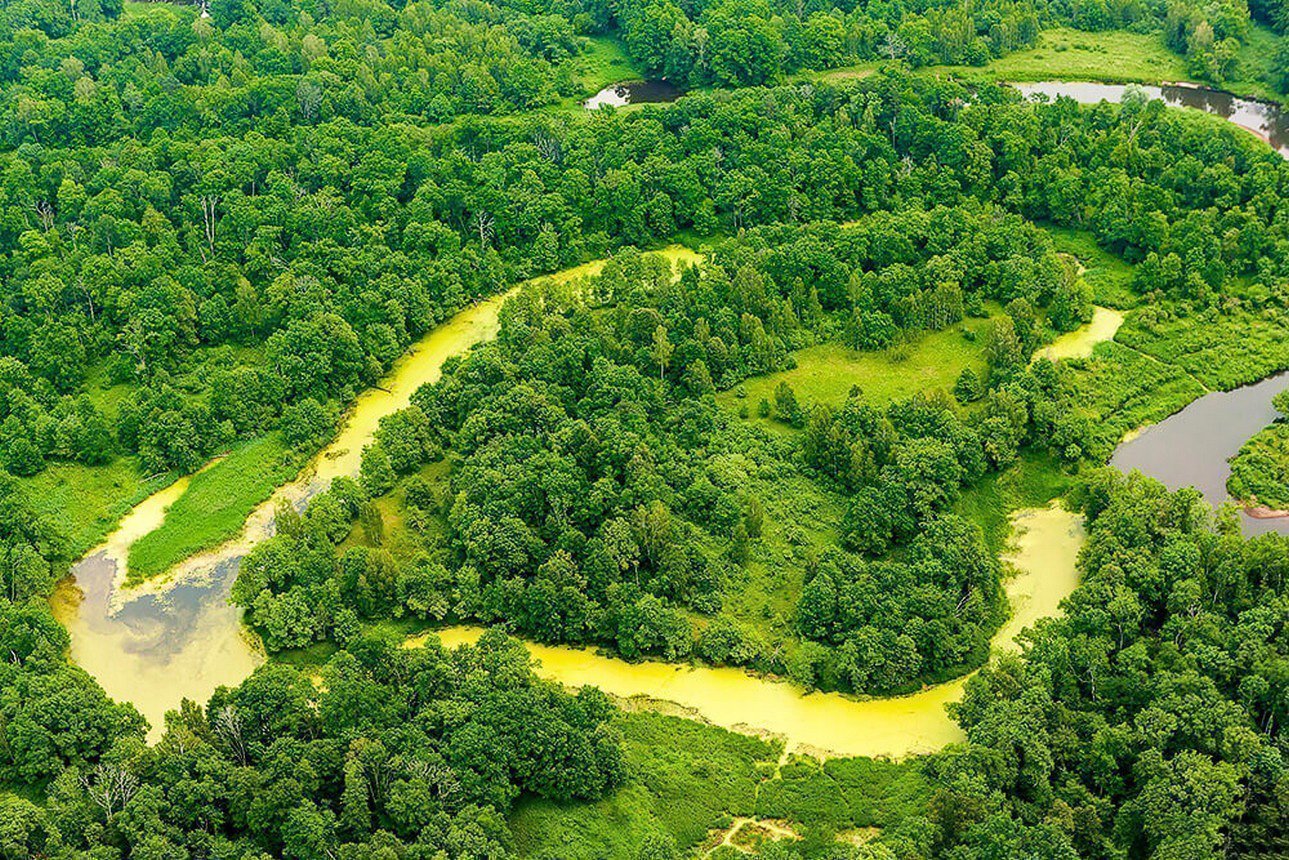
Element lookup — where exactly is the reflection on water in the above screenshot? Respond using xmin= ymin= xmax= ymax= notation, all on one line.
xmin=585 ymin=80 xmax=682 ymax=109
xmin=414 ymin=504 xmax=1085 ymax=760
xmin=1112 ymin=371 xmax=1289 ymax=535
xmin=1036 ymin=306 xmax=1124 ymax=362
xmin=52 ymin=555 xmax=261 ymax=742
xmin=1013 ymin=81 xmax=1289 ymax=158
xmin=52 ymin=248 xmax=702 ymax=742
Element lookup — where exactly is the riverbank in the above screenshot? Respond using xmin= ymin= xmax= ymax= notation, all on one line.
xmin=937 ymin=26 xmax=1284 ymax=107
xmin=405 ymin=503 xmax=1085 ymax=761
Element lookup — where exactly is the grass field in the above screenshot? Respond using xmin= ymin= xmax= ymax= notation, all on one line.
xmin=20 ymin=458 xmax=159 ymax=561
xmin=1117 ymin=307 xmax=1289 ymax=391
xmin=954 ymin=452 xmax=1072 ymax=555
xmin=126 ymin=434 xmax=300 ymax=582
xmin=510 ymin=710 xmax=931 ymax=857
xmin=718 ymin=318 xmax=995 ymax=435
xmin=938 ymin=28 xmax=1190 ymax=85
xmin=1230 ymin=24 xmax=1284 ymax=104
xmin=1228 ymin=423 xmax=1289 ymax=510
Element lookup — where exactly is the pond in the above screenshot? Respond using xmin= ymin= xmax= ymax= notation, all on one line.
xmin=52 ymin=248 xmax=700 ymax=740
xmin=1012 ymin=81 xmax=1289 ymax=159
xmin=1035 ymin=306 xmax=1124 ymax=362
xmin=584 ymin=80 xmax=682 ymax=109
xmin=1111 ymin=371 xmax=1289 ymax=535
xmin=411 ymin=503 xmax=1086 ymax=760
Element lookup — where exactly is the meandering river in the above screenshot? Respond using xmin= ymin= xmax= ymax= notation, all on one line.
xmin=1112 ymin=371 xmax=1289 ymax=535
xmin=409 ymin=502 xmax=1084 ymax=760
xmin=1013 ymin=81 xmax=1289 ymax=159
xmin=53 ymin=243 xmax=1090 ymax=755
xmin=53 ymin=252 xmax=699 ymax=739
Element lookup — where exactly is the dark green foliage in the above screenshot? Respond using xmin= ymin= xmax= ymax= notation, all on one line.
xmin=928 ymin=471 xmax=1289 ymax=858
xmin=610 ymin=0 xmax=1041 ymax=87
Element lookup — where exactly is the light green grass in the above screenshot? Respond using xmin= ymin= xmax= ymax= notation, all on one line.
xmin=546 ymin=34 xmax=647 ymax=112
xmin=511 ymin=710 xmax=932 ymax=857
xmin=955 ymin=452 xmax=1072 ymax=555
xmin=126 ymin=434 xmax=300 ymax=582
xmin=701 ymin=437 xmax=849 ymax=669
xmin=19 ymin=458 xmax=158 ymax=561
xmin=512 ymin=711 xmax=775 ymax=857
xmin=1116 ymin=306 xmax=1289 ymax=391
xmin=572 ymin=36 xmax=639 ymax=94
xmin=937 ymin=28 xmax=1190 ymax=85
xmin=1038 ymin=223 xmax=1138 ymax=309
xmin=1228 ymin=422 xmax=1289 ymax=510
xmin=718 ymin=318 xmax=995 ymax=434
xmin=1228 ymin=24 xmax=1284 ymax=105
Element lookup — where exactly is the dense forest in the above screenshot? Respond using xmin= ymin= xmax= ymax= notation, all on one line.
xmin=3 ymin=0 xmax=1289 ymax=856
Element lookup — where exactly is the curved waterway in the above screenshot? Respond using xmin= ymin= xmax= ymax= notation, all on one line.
xmin=1013 ymin=81 xmax=1289 ymax=159
xmin=53 ymin=248 xmax=699 ymax=740
xmin=1112 ymin=371 xmax=1289 ymax=535
xmin=409 ymin=503 xmax=1085 ymax=760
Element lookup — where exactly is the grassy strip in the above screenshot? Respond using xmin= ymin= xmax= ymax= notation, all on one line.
xmin=755 ymin=755 xmax=931 ymax=848
xmin=1228 ymin=422 xmax=1289 ymax=510
xmin=126 ymin=434 xmax=300 ymax=582
xmin=19 ymin=458 xmax=159 ymax=562
xmin=954 ymin=452 xmax=1072 ymax=556
xmin=1038 ymin=223 xmax=1139 ymax=309
xmin=512 ymin=711 xmax=773 ymax=857
xmin=1116 ymin=306 xmax=1289 ymax=391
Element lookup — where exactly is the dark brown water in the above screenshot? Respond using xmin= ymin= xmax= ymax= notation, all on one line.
xmin=1014 ymin=82 xmax=1289 ymax=159
xmin=1111 ymin=372 xmax=1289 ymax=535
xmin=584 ymin=80 xmax=682 ymax=109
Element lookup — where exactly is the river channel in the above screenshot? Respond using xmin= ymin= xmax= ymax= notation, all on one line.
xmin=1111 ymin=371 xmax=1289 ymax=535
xmin=51 ymin=253 xmax=694 ymax=739
xmin=54 ymin=243 xmax=1086 ymax=755
xmin=1013 ymin=81 xmax=1289 ymax=158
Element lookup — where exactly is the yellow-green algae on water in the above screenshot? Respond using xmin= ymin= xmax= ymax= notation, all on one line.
xmin=1035 ymin=307 xmax=1124 ymax=362
xmin=412 ymin=503 xmax=1085 ymax=760
xmin=52 ymin=247 xmax=700 ymax=741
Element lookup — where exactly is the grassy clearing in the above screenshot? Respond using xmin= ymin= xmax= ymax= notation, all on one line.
xmin=511 ymin=711 xmax=774 ymax=857
xmin=1039 ymin=223 xmax=1138 ymax=309
xmin=510 ymin=710 xmax=931 ymax=857
xmin=755 ymin=755 xmax=931 ymax=847
xmin=955 ymin=452 xmax=1072 ymax=555
xmin=1229 ymin=24 xmax=1284 ymax=105
xmin=1061 ymin=340 xmax=1207 ymax=458
xmin=126 ymin=434 xmax=300 ymax=582
xmin=706 ymin=436 xmax=849 ymax=664
xmin=937 ymin=28 xmax=1189 ymax=85
xmin=571 ymin=36 xmax=639 ymax=94
xmin=19 ymin=458 xmax=158 ymax=561
xmin=718 ymin=317 xmax=996 ymax=435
